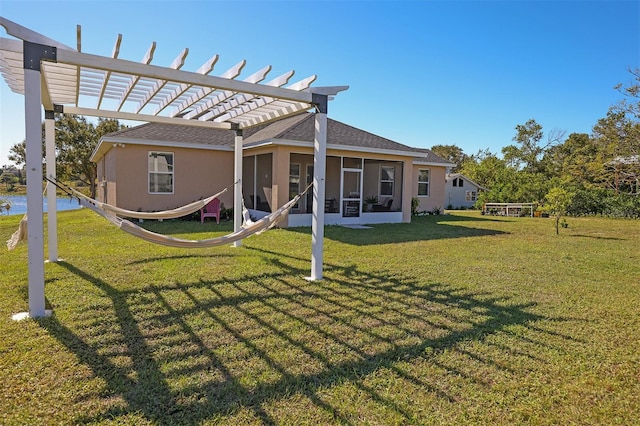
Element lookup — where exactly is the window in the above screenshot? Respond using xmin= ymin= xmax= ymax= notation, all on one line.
xmin=465 ymin=191 xmax=477 ymax=202
xmin=418 ymin=169 xmax=430 ymax=196
xmin=380 ymin=166 xmax=394 ymax=197
xmin=452 ymin=177 xmax=464 ymax=187
xmin=148 ymin=151 xmax=173 ymax=193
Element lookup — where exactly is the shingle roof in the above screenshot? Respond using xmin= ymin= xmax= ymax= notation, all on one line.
xmin=412 ymin=148 xmax=453 ymax=165
xmin=100 ymin=113 xmax=450 ymax=164
xmin=103 ymin=122 xmax=238 ymax=147
xmin=243 ymin=113 xmax=418 ymax=154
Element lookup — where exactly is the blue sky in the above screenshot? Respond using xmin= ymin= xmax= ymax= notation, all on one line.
xmin=1 ymin=0 xmax=638 ymax=166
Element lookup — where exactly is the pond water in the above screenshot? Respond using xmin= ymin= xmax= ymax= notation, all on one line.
xmin=0 ymin=195 xmax=82 ymax=216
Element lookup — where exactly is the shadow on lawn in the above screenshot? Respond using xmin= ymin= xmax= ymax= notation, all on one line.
xmin=289 ymin=214 xmax=508 ymax=246
xmin=40 ymin=255 xmax=571 ymax=425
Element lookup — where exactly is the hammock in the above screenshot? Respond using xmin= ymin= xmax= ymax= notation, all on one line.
xmin=78 ymin=185 xmax=310 ymax=248
xmin=6 ymin=214 xmax=27 ymax=251
xmin=66 ymin=183 xmax=232 ymax=220
xmin=7 ymin=184 xmax=48 ymax=250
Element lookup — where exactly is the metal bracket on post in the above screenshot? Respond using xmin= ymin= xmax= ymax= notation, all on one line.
xmin=23 ymin=41 xmax=57 ymax=71
xmin=312 ymin=93 xmax=328 ymax=114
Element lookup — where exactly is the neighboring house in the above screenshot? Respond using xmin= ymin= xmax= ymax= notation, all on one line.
xmin=91 ymin=113 xmax=454 ymax=227
xmin=445 ymin=173 xmax=485 ymax=209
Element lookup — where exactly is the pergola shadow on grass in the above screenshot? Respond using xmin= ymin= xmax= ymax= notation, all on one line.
xmin=35 ymin=252 xmax=567 ymax=425
xmin=288 ymin=214 xmax=510 ymax=246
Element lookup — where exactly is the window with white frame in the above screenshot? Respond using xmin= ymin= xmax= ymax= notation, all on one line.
xmin=380 ymin=166 xmax=394 ymax=197
xmin=452 ymin=177 xmax=464 ymax=187
xmin=418 ymin=169 xmax=430 ymax=196
xmin=465 ymin=191 xmax=477 ymax=202
xmin=148 ymin=151 xmax=174 ymax=193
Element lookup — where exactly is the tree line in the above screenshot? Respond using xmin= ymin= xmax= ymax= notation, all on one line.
xmin=6 ymin=115 xmax=126 ymax=198
xmin=431 ymin=68 xmax=640 ymax=218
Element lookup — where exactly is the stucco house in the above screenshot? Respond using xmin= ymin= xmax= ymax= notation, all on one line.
xmin=91 ymin=112 xmax=454 ymax=227
xmin=445 ymin=173 xmax=485 ymax=209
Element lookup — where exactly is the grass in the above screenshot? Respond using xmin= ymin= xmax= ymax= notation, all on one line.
xmin=1 ymin=210 xmax=638 ymax=425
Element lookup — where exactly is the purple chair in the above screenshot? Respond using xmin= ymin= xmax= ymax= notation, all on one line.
xmin=201 ymin=198 xmax=221 ymax=224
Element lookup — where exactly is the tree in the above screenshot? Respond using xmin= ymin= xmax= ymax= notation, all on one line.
xmin=459 ymin=149 xmax=506 ymax=189
xmin=592 ymin=68 xmax=640 ymax=194
xmin=544 ymin=133 xmax=600 ymax=189
xmin=430 ymin=144 xmax=467 ymax=172
xmin=542 ymin=187 xmax=573 ymax=235
xmin=8 ymin=115 xmax=125 ymax=198
xmin=0 ymin=172 xmax=18 ymax=191
xmin=502 ymin=119 xmax=565 ymax=174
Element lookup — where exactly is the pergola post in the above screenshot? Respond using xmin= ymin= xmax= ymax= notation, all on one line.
xmin=309 ymin=96 xmax=328 ymax=281
xmin=233 ymin=128 xmax=243 ymax=247
xmin=23 ymin=41 xmax=51 ymax=318
xmin=45 ymin=109 xmax=58 ymax=262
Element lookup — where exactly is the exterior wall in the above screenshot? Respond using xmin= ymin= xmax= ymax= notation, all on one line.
xmin=97 ymin=139 xmax=451 ymax=226
xmin=412 ymin=164 xmax=448 ymax=213
xmin=246 ymin=145 xmax=416 ymax=227
xmin=95 ymin=147 xmax=120 ymax=206
xmin=445 ymin=178 xmax=481 ymax=209
xmin=104 ymin=144 xmax=234 ymax=212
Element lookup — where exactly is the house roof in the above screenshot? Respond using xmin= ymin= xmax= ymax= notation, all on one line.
xmin=94 ymin=112 xmax=452 ymax=165
xmin=412 ymin=148 xmax=455 ymax=166
xmin=447 ymin=173 xmax=486 ymax=190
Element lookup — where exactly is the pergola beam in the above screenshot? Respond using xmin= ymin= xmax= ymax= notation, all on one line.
xmin=63 ymin=105 xmax=234 ymax=129
xmin=55 ymin=48 xmax=314 ymax=104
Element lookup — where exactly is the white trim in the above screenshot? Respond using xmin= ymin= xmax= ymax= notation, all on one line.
xmin=413 ymin=160 xmax=457 ymax=167
xmin=379 ymin=165 xmax=394 ymax=198
xmin=417 ymin=168 xmax=430 ymax=197
xmin=289 ymin=162 xmax=301 ymax=212
xmin=148 ymin=151 xmax=175 ymax=195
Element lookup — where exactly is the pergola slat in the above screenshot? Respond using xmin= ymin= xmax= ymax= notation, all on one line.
xmin=115 ymin=41 xmax=156 ymax=111
xmin=198 ymin=70 xmax=295 ymax=121
xmin=152 ymin=54 xmax=218 ymax=115
xmin=96 ymin=34 xmax=122 ymax=109
xmin=134 ymin=47 xmax=188 ymax=114
xmin=170 ymin=60 xmax=246 ymax=118
xmin=213 ymin=75 xmax=317 ymax=124
xmin=183 ymin=64 xmax=273 ymax=120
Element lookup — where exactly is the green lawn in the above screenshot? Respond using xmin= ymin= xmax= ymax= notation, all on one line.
xmin=1 ymin=210 xmax=638 ymax=425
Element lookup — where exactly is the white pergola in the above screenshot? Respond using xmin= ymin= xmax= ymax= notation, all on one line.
xmin=0 ymin=17 xmax=347 ymax=319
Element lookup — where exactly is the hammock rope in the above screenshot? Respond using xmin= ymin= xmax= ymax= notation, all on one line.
xmin=48 ymin=177 xmax=236 ymax=220
xmin=78 ymin=184 xmax=311 ymax=248
xmin=10 ymin=178 xmax=311 ymax=249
